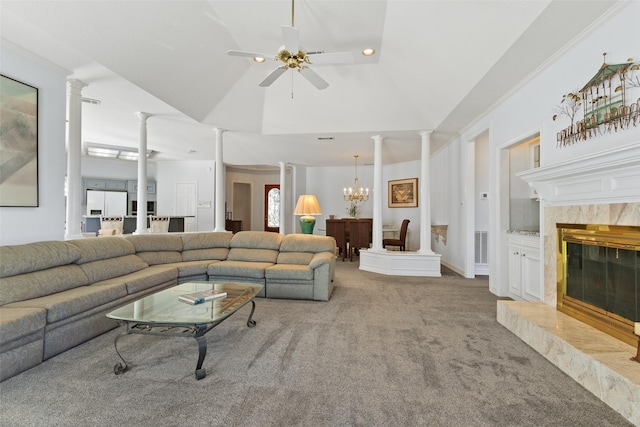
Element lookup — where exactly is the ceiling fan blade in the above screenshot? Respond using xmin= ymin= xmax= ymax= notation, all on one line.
xmin=307 ymin=52 xmax=355 ymax=65
xmin=227 ymin=50 xmax=272 ymax=59
xmin=299 ymin=67 xmax=329 ymax=90
xmin=282 ymin=25 xmax=299 ymax=54
xmin=259 ymin=67 xmax=287 ymax=87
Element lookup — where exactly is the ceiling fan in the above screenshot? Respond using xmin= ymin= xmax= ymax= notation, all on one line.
xmin=226 ymin=0 xmax=354 ymax=90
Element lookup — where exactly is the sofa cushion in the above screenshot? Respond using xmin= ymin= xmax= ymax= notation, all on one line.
xmin=230 ymin=231 xmax=283 ymax=250
xmin=5 ymin=283 xmax=127 ymax=324
xmin=0 ymin=241 xmax=80 ymax=278
xmin=136 ymin=251 xmax=183 ymax=265
xmin=265 ymin=264 xmax=314 ymax=281
xmin=67 ymin=237 xmax=136 ymax=264
xmin=150 ymin=261 xmax=215 ymax=278
xmin=228 ymin=248 xmax=279 ymax=264
xmin=182 ymin=248 xmax=229 ymax=262
xmin=125 ymin=234 xmax=183 ymax=252
xmin=0 ymin=264 xmax=91 ymax=305
xmin=208 ymin=260 xmax=274 ymax=279
xmin=77 ymin=254 xmax=149 ymax=284
xmin=181 ymin=232 xmax=232 ymax=250
xmin=276 ymin=252 xmax=314 ymax=265
xmin=279 ymin=234 xmax=335 ymax=254
xmin=0 ymin=307 xmax=46 ymax=345
xmin=93 ymin=266 xmax=178 ymax=294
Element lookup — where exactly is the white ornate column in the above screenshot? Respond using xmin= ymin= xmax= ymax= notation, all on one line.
xmin=134 ymin=112 xmax=151 ymax=234
xmin=419 ymin=130 xmax=434 ymax=254
xmin=213 ymin=128 xmax=226 ymax=232
xmin=371 ymin=135 xmax=384 ymax=251
xmin=279 ymin=161 xmax=287 ymax=235
xmin=64 ymin=79 xmax=87 ymax=240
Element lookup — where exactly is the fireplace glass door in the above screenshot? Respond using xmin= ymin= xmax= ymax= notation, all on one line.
xmin=566 ymin=242 xmax=639 ymax=322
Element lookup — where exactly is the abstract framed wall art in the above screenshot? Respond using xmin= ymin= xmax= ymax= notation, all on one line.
xmin=0 ymin=75 xmax=39 ymax=207
xmin=388 ymin=177 xmax=418 ymax=208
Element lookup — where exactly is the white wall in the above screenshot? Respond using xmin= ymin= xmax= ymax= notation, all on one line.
xmin=81 ymin=157 xmax=156 ymax=181
xmin=437 ymin=1 xmax=640 ymax=295
xmin=156 ymin=160 xmax=214 ymax=231
xmin=0 ymin=43 xmax=68 ymax=245
xmin=432 ymin=141 xmax=464 ymax=272
xmin=474 ymin=132 xmax=490 ymax=231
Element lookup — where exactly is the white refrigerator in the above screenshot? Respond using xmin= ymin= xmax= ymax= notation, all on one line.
xmin=86 ymin=190 xmax=127 ymax=216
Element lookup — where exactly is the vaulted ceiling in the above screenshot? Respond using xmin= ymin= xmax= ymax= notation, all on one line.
xmin=0 ymin=0 xmax=620 ymax=166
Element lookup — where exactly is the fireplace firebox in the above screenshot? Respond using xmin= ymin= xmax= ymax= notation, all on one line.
xmin=558 ymin=224 xmax=639 ymax=348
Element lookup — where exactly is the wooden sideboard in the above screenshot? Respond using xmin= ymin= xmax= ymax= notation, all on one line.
xmin=225 ymin=220 xmax=242 ymax=234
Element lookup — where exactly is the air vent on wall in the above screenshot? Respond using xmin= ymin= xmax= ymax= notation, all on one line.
xmin=81 ymin=97 xmax=101 ymax=105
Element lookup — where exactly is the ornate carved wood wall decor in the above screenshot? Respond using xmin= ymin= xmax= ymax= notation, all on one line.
xmin=553 ymin=54 xmax=639 ymax=147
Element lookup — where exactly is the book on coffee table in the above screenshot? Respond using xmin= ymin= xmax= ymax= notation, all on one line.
xmin=178 ymin=289 xmax=227 ymax=305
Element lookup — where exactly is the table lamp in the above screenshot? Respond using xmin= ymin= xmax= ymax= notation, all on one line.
xmin=294 ymin=194 xmax=322 ymax=234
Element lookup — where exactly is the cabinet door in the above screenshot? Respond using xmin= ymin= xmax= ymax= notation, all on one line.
xmin=106 ymin=180 xmax=127 ymax=191
xmin=85 ymin=179 xmax=106 ymax=190
xmin=508 ymin=245 xmax=522 ymax=298
xmin=521 ymin=249 xmax=541 ymax=301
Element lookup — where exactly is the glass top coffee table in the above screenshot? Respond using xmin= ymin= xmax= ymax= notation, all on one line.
xmin=107 ymin=281 xmax=263 ymax=380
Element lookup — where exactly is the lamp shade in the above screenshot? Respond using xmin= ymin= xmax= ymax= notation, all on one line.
xmin=294 ymin=195 xmax=322 ymax=234
xmin=294 ymin=195 xmax=322 ymax=216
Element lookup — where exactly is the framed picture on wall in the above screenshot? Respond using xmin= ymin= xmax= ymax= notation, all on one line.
xmin=388 ymin=178 xmax=418 ymax=208
xmin=0 ymin=74 xmax=39 ymax=207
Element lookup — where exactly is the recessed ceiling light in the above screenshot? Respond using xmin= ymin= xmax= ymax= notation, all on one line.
xmin=253 ymin=57 xmax=265 ymax=63
xmin=361 ymin=48 xmax=375 ymax=56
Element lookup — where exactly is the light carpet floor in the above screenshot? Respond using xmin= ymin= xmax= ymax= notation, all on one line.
xmin=0 ymin=261 xmax=632 ymax=426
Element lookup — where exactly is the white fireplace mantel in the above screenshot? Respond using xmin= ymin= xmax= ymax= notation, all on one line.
xmin=517 ymin=142 xmax=640 ymax=206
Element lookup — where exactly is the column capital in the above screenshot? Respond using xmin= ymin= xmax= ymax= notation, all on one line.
xmin=419 ymin=130 xmax=433 ymax=138
xmin=136 ymin=112 xmax=152 ymax=122
xmin=213 ymin=127 xmax=226 ymax=135
xmin=67 ymin=79 xmax=87 ymax=91
xmin=371 ymin=134 xmax=385 ymax=143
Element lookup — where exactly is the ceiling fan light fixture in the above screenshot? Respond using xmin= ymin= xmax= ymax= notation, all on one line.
xmin=253 ymin=56 xmax=266 ymax=63
xmin=362 ymin=48 xmax=376 ymax=56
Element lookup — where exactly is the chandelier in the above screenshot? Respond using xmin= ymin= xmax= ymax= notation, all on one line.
xmin=343 ymin=155 xmax=369 ymax=202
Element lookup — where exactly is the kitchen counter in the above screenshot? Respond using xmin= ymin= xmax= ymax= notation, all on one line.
xmin=83 ymin=216 xmax=185 ymax=234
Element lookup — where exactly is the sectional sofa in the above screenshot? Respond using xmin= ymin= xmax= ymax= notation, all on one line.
xmin=0 ymin=231 xmax=336 ymax=382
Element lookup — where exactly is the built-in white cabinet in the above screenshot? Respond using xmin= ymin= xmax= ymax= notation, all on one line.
xmin=508 ymin=234 xmax=541 ymax=301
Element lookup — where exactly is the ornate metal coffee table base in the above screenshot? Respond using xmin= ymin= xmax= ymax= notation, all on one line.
xmin=112 ymin=300 xmax=257 ymax=380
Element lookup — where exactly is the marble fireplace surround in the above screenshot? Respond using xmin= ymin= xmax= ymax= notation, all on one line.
xmin=502 ymin=142 xmax=640 ymax=424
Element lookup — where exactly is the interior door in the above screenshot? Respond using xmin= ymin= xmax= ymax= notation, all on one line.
xmin=264 ymin=184 xmax=280 ymax=232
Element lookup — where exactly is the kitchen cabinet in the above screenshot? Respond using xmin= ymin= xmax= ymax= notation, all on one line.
xmin=508 ymin=234 xmax=541 ymax=301
xmin=127 ymin=180 xmax=156 ymax=195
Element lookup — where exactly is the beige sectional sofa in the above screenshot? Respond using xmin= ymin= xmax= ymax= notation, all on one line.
xmin=0 ymin=231 xmax=336 ymax=382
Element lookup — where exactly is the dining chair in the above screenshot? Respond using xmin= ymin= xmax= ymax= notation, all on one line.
xmin=99 ymin=216 xmax=124 ymax=235
xmin=149 ymin=216 xmax=170 ymax=233
xmin=383 ymin=219 xmax=410 ymax=251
